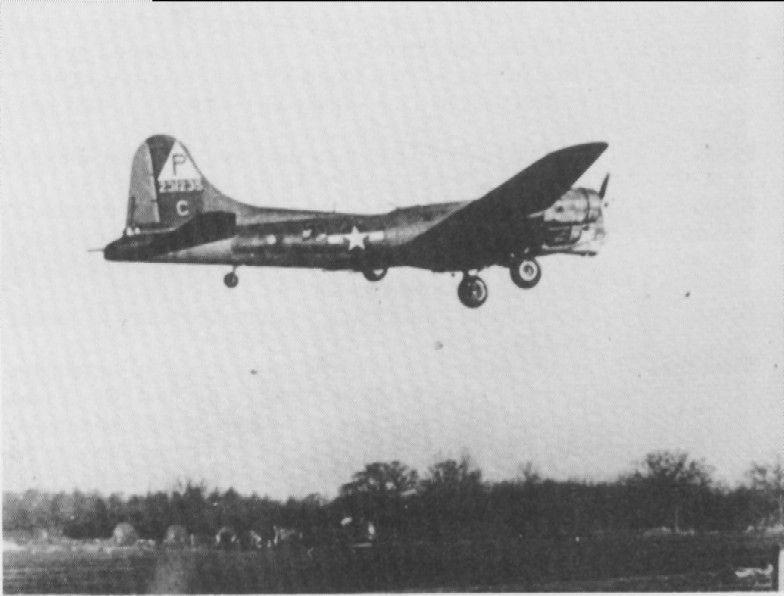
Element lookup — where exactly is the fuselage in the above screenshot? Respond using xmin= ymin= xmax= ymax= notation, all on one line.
xmin=105 ymin=188 xmax=605 ymax=272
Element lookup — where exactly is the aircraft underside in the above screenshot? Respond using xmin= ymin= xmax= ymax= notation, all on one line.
xmin=120 ymin=220 xmax=602 ymax=308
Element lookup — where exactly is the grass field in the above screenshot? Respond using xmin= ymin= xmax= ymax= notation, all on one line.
xmin=3 ymin=533 xmax=780 ymax=593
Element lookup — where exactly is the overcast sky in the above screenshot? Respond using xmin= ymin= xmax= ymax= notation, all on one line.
xmin=2 ymin=3 xmax=782 ymax=499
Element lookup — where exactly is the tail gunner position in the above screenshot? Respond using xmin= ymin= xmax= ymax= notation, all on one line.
xmin=104 ymin=135 xmax=610 ymax=308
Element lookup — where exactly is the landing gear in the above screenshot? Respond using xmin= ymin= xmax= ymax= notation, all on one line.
xmin=457 ymin=274 xmax=488 ymax=308
xmin=224 ymin=270 xmax=239 ymax=289
xmin=510 ymin=255 xmax=541 ymax=289
xmin=362 ymin=267 xmax=388 ymax=282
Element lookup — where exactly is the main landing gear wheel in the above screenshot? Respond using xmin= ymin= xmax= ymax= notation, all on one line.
xmin=510 ymin=255 xmax=541 ymax=289
xmin=457 ymin=275 xmax=488 ymax=308
xmin=362 ymin=267 xmax=388 ymax=282
xmin=224 ymin=271 xmax=239 ymax=289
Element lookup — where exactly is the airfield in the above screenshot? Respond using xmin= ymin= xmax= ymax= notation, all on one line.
xmin=3 ymin=532 xmax=781 ymax=593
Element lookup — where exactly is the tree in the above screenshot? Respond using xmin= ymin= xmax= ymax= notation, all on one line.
xmin=423 ymin=456 xmax=482 ymax=490
xmin=624 ymin=450 xmax=714 ymax=531
xmin=746 ymin=455 xmax=784 ymax=527
xmin=340 ymin=461 xmax=419 ymax=535
xmin=421 ymin=455 xmax=485 ymax=538
xmin=22 ymin=490 xmax=51 ymax=530
xmin=515 ymin=461 xmax=543 ymax=485
xmin=142 ymin=491 xmax=171 ymax=539
xmin=63 ymin=491 xmax=110 ymax=538
xmin=106 ymin=493 xmax=125 ymax=529
xmin=341 ymin=461 xmax=419 ymax=497
xmin=218 ymin=488 xmax=244 ymax=532
xmin=3 ymin=492 xmax=29 ymax=530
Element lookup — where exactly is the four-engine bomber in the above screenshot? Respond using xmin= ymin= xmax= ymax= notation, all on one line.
xmin=105 ymin=135 xmax=610 ymax=307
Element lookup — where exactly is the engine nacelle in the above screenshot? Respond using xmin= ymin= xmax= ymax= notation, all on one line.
xmin=531 ymin=188 xmax=606 ymax=254
xmin=542 ymin=188 xmax=602 ymax=224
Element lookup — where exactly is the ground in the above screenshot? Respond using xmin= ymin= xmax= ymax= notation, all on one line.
xmin=3 ymin=533 xmax=781 ymax=593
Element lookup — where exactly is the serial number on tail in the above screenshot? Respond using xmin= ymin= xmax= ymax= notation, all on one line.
xmin=158 ymin=178 xmax=204 ymax=193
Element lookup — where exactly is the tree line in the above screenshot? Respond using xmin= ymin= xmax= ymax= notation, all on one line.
xmin=3 ymin=451 xmax=782 ymax=543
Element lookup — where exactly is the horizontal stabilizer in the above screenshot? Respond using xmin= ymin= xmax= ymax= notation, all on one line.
xmin=105 ymin=211 xmax=237 ymax=261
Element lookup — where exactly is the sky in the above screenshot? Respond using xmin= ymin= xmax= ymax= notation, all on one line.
xmin=2 ymin=3 xmax=782 ymax=500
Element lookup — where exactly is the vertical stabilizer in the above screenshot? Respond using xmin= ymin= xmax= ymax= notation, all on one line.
xmin=125 ymin=135 xmax=207 ymax=233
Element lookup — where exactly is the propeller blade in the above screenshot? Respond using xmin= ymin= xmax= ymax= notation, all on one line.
xmin=599 ymin=173 xmax=610 ymax=199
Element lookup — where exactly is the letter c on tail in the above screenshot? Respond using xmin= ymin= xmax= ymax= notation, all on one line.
xmin=176 ymin=200 xmax=190 ymax=217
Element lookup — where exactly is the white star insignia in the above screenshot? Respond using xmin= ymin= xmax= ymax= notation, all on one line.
xmin=345 ymin=226 xmax=367 ymax=250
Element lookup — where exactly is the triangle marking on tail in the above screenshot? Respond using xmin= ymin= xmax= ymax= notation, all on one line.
xmin=157 ymin=141 xmax=203 ymax=193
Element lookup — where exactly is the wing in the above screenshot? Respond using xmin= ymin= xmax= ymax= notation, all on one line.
xmin=401 ymin=142 xmax=608 ymax=271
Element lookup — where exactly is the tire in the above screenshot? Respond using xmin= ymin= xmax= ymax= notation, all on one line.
xmin=224 ymin=272 xmax=239 ymax=289
xmin=362 ymin=267 xmax=387 ymax=282
xmin=510 ymin=256 xmax=541 ymax=289
xmin=457 ymin=275 xmax=488 ymax=308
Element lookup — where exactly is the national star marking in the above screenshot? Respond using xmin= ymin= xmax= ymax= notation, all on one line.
xmin=345 ymin=226 xmax=367 ymax=250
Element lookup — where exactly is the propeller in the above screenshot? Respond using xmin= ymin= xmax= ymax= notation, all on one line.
xmin=598 ymin=173 xmax=610 ymax=199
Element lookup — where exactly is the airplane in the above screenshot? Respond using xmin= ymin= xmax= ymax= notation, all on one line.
xmin=104 ymin=135 xmax=610 ymax=308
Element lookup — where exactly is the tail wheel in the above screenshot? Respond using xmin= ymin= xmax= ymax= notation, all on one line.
xmin=362 ymin=267 xmax=388 ymax=282
xmin=224 ymin=271 xmax=239 ymax=289
xmin=510 ymin=256 xmax=541 ymax=289
xmin=457 ymin=275 xmax=488 ymax=308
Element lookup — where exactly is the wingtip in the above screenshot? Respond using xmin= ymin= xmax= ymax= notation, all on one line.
xmin=582 ymin=141 xmax=609 ymax=152
xmin=574 ymin=141 xmax=609 ymax=162
xmin=551 ymin=141 xmax=608 ymax=159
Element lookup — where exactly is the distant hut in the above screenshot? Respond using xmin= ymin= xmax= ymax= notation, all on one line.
xmin=273 ymin=525 xmax=302 ymax=546
xmin=163 ymin=525 xmax=189 ymax=547
xmin=215 ymin=526 xmax=237 ymax=550
xmin=112 ymin=522 xmax=138 ymax=546
xmin=239 ymin=529 xmax=266 ymax=550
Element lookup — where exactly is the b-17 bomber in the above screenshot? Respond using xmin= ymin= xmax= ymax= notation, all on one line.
xmin=104 ymin=135 xmax=610 ymax=308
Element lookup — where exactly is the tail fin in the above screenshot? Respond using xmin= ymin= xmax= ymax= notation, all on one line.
xmin=125 ymin=135 xmax=210 ymax=233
